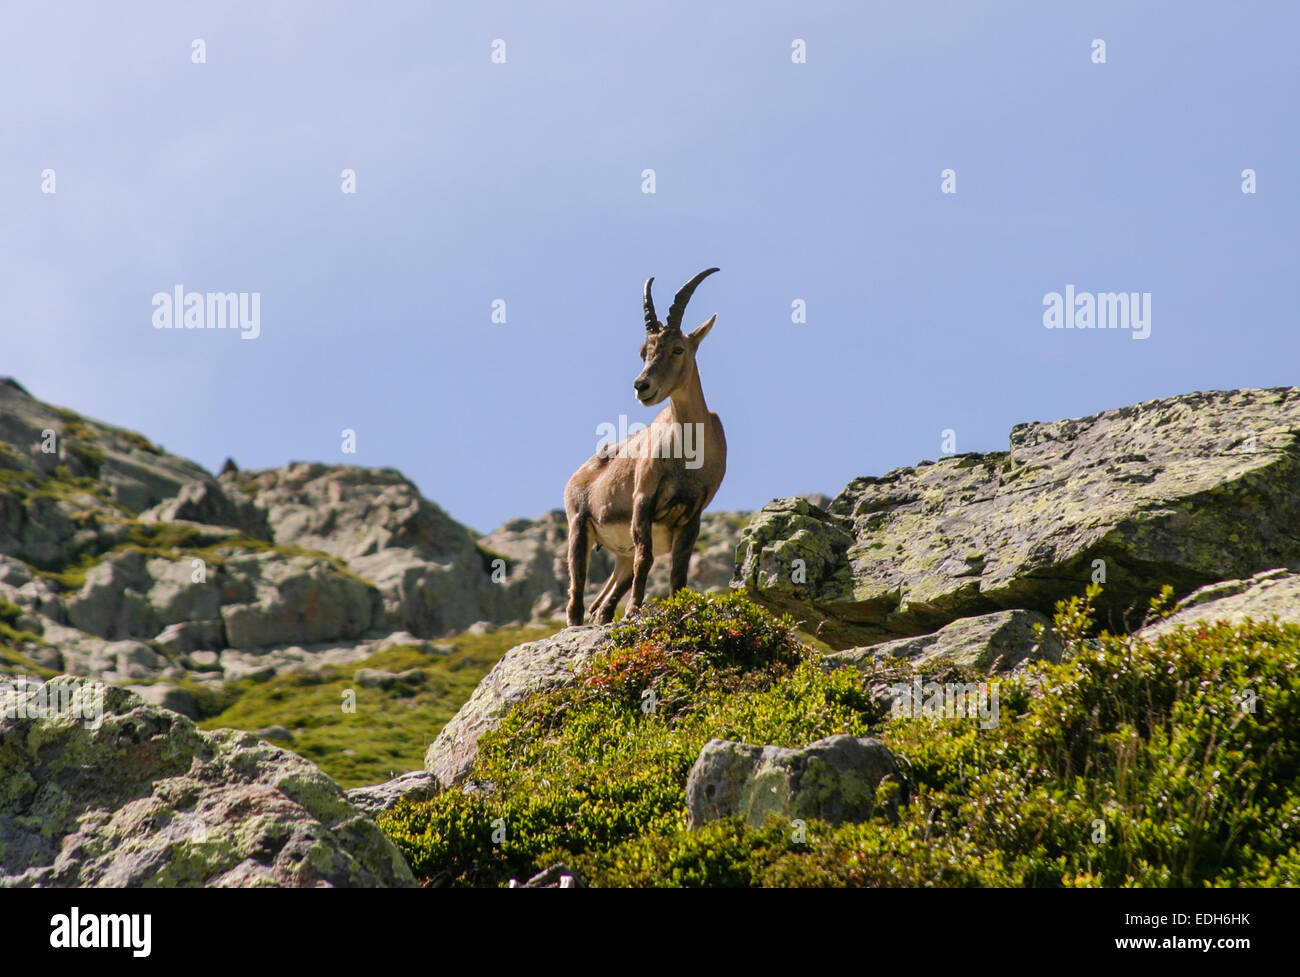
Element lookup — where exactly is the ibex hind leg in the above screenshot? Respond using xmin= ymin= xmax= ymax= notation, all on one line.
xmin=595 ymin=555 xmax=634 ymax=625
xmin=565 ymin=512 xmax=593 ymax=626
xmin=588 ymin=559 xmax=622 ymax=622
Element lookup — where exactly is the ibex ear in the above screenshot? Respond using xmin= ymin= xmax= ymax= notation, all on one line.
xmin=688 ymin=314 xmax=717 ymax=347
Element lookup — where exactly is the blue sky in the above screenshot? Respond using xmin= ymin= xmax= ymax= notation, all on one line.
xmin=3 ymin=1 xmax=1297 ymax=533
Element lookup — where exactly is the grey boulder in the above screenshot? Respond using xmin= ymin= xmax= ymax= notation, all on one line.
xmin=424 ymin=624 xmax=613 ymax=788
xmin=823 ymin=608 xmax=1063 ymax=674
xmin=0 ymin=680 xmax=415 ymax=887
xmin=686 ymin=734 xmax=903 ymax=830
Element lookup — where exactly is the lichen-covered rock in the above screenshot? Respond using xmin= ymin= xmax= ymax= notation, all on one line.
xmin=346 ymin=770 xmax=439 ymax=816
xmin=737 ymin=387 xmax=1300 ymax=648
xmin=1138 ymin=567 xmax=1300 ymax=638
xmin=730 ymin=496 xmax=858 ymax=637
xmin=824 ymin=609 xmax=1062 ymax=673
xmin=685 ymin=734 xmax=902 ymax=829
xmin=424 ymin=625 xmax=614 ymax=788
xmin=0 ymin=679 xmax=415 ymax=887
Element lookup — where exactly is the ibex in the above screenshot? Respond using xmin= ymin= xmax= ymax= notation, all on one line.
xmin=564 ymin=268 xmax=725 ymax=626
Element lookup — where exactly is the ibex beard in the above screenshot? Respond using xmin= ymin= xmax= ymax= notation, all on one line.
xmin=564 ymin=268 xmax=725 ymax=626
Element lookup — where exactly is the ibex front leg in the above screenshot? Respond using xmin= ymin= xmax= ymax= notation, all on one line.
xmin=627 ymin=493 xmax=656 ymax=616
xmin=669 ymin=516 xmax=700 ymax=595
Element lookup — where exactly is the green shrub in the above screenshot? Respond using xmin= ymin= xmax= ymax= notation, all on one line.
xmin=380 ymin=587 xmax=1300 ymax=888
xmin=380 ymin=591 xmax=880 ymax=885
xmin=582 ymin=590 xmax=806 ymax=714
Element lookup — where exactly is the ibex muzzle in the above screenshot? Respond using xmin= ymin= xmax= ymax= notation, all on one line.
xmin=564 ymin=268 xmax=725 ymax=625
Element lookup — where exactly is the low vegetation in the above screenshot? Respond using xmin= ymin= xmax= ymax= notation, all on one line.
xmin=0 ymin=599 xmax=56 ymax=678
xmin=378 ymin=588 xmax=1300 ymax=887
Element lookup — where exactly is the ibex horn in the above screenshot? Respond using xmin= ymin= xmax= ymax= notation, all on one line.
xmin=643 ymin=277 xmax=659 ymax=333
xmin=666 ymin=267 xmax=720 ymax=332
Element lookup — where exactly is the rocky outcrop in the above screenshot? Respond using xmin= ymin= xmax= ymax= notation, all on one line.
xmin=9 ymin=372 xmax=1300 ymax=888
xmin=64 ymin=546 xmax=237 ymax=641
xmin=736 ymin=387 xmax=1300 ymax=648
xmin=218 ymin=551 xmax=379 ymax=647
xmin=227 ymin=463 xmax=533 ymax=637
xmin=823 ymin=608 xmax=1062 ymax=674
xmin=123 ymin=681 xmax=200 ymax=718
xmin=0 ymin=379 xmax=211 ymax=573
xmin=424 ymin=625 xmax=614 ymax=788
xmin=140 ymin=478 xmax=271 ymax=541
xmin=1 ymin=381 xmax=754 ymax=696
xmin=346 ymin=770 xmax=439 ymax=816
xmin=0 ymin=378 xmax=210 ymax=520
xmin=0 ymin=679 xmax=415 ymax=887
xmin=1138 ymin=567 xmax=1300 ymax=639
xmin=685 ymin=734 xmax=902 ymax=829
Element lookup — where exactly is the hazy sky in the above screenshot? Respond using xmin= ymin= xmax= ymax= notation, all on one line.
xmin=3 ymin=2 xmax=1296 ymax=533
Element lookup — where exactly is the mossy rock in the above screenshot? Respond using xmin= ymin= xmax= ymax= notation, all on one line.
xmin=737 ymin=387 xmax=1300 ymax=648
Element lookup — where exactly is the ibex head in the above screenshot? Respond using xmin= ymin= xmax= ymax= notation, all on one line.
xmin=634 ymin=267 xmax=719 ymax=406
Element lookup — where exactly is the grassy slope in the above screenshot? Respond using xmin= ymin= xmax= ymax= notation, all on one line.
xmin=198 ymin=622 xmax=563 ymax=788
